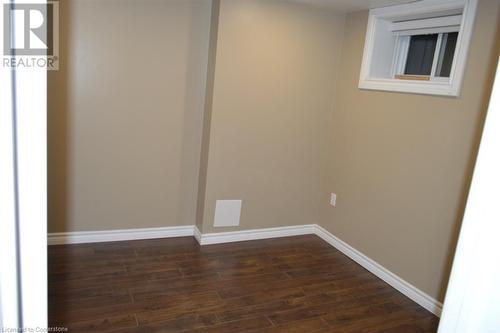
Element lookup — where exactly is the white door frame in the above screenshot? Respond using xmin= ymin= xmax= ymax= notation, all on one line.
xmin=438 ymin=58 xmax=500 ymax=332
xmin=0 ymin=0 xmax=48 ymax=330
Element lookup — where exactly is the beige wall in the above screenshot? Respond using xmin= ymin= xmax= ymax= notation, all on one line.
xmin=197 ymin=0 xmax=345 ymax=233
xmin=319 ymin=0 xmax=500 ymax=301
xmin=48 ymin=0 xmax=212 ymax=232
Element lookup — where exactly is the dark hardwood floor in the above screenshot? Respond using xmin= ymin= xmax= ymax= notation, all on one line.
xmin=48 ymin=235 xmax=439 ymax=332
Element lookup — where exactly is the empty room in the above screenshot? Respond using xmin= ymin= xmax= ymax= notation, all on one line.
xmin=1 ymin=0 xmax=500 ymax=332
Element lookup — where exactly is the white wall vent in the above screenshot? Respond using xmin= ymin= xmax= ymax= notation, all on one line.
xmin=213 ymin=200 xmax=242 ymax=227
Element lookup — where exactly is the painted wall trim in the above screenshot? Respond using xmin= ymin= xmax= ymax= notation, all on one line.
xmin=193 ymin=225 xmax=203 ymax=244
xmin=47 ymin=223 xmax=442 ymax=316
xmin=197 ymin=225 xmax=317 ymax=245
xmin=315 ymin=225 xmax=443 ymax=317
xmin=47 ymin=226 xmax=195 ymax=245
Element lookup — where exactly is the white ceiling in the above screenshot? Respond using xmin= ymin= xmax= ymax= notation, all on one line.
xmin=289 ymin=0 xmax=420 ymax=13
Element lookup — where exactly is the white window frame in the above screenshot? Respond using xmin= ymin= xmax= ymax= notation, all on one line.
xmin=358 ymin=0 xmax=478 ymax=97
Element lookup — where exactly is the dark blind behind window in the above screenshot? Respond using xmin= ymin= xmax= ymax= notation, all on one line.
xmin=404 ymin=34 xmax=438 ymax=76
xmin=437 ymin=32 xmax=458 ymax=78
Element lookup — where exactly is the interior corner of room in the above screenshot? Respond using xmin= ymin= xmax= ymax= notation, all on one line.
xmin=32 ymin=0 xmax=500 ymax=331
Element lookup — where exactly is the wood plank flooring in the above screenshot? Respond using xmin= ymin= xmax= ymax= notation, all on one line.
xmin=48 ymin=235 xmax=439 ymax=332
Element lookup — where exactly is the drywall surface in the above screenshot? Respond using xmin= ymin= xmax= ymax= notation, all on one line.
xmin=199 ymin=0 xmax=345 ymax=233
xmin=48 ymin=0 xmax=211 ymax=232
xmin=319 ymin=0 xmax=500 ymax=301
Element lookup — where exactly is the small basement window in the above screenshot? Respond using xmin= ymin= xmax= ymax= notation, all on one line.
xmin=358 ymin=0 xmax=478 ymax=96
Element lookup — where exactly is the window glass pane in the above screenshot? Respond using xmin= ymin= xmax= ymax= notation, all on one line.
xmin=404 ymin=34 xmax=438 ymax=76
xmin=436 ymin=32 xmax=458 ymax=78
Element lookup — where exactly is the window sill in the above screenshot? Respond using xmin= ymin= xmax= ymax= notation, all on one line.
xmin=359 ymin=78 xmax=459 ymax=97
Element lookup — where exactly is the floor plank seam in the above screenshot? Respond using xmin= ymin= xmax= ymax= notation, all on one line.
xmin=215 ymin=290 xmax=224 ymax=302
xmin=320 ymin=315 xmax=332 ymax=328
xmin=128 ymin=289 xmax=135 ymax=304
xmin=265 ymin=315 xmax=276 ymax=327
xmin=133 ymin=313 xmax=139 ymax=327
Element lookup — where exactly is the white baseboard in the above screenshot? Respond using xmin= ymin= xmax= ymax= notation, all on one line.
xmin=196 ymin=224 xmax=316 ymax=245
xmin=47 ymin=226 xmax=194 ymax=245
xmin=47 ymin=223 xmax=442 ymax=316
xmin=314 ymin=225 xmax=443 ymax=317
xmin=193 ymin=225 xmax=202 ymax=244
